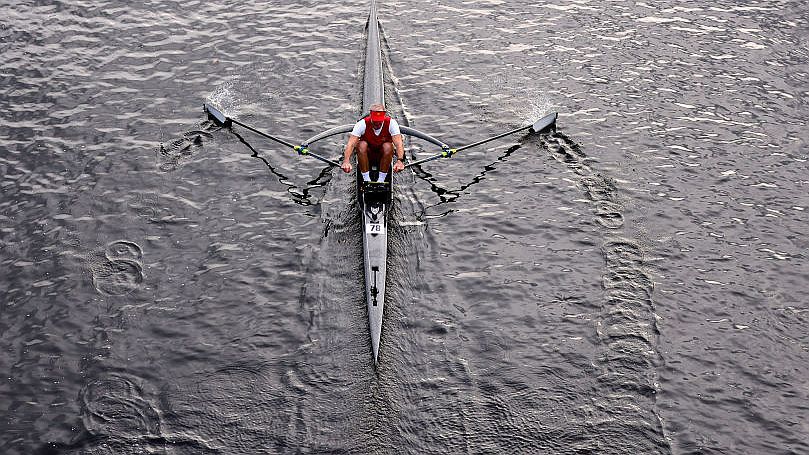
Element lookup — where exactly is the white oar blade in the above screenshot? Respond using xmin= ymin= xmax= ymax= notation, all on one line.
xmin=530 ymin=112 xmax=557 ymax=134
xmin=204 ymin=103 xmax=230 ymax=126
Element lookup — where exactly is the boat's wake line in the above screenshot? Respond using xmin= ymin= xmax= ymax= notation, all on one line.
xmin=539 ymin=132 xmax=671 ymax=452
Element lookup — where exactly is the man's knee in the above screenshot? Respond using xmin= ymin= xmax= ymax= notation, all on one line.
xmin=382 ymin=142 xmax=393 ymax=155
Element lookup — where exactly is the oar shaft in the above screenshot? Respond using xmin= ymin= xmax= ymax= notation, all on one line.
xmin=231 ymin=119 xmax=298 ymax=149
xmin=232 ymin=118 xmax=339 ymax=167
xmin=456 ymin=124 xmax=529 ymax=152
xmin=205 ymin=103 xmax=340 ymax=167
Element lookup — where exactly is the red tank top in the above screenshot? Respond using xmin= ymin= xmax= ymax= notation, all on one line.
xmin=361 ymin=116 xmax=392 ymax=148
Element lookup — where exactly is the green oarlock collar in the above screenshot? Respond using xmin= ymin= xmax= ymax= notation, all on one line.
xmin=441 ymin=147 xmax=457 ymax=158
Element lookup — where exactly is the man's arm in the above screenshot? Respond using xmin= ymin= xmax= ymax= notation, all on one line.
xmin=392 ymin=134 xmax=405 ymax=160
xmin=341 ymin=135 xmax=360 ymax=173
xmin=392 ymin=134 xmax=406 ymax=172
xmin=343 ymin=135 xmax=360 ymax=161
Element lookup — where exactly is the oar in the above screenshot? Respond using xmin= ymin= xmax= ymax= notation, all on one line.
xmin=204 ymin=103 xmax=341 ymax=167
xmin=405 ymin=112 xmax=557 ymax=168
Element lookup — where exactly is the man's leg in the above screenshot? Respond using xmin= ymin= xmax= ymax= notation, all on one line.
xmin=379 ymin=142 xmax=394 ymax=173
xmin=357 ymin=141 xmax=370 ymax=173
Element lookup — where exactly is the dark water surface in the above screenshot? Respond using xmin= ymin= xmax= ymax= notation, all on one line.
xmin=2 ymin=0 xmax=808 ymax=453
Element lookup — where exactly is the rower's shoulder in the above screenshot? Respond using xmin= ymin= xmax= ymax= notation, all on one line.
xmin=350 ymin=118 xmax=366 ymax=135
xmin=388 ymin=118 xmax=401 ymax=133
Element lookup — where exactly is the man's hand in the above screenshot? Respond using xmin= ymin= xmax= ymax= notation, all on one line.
xmin=341 ymin=160 xmax=352 ymax=173
xmin=393 ymin=160 xmax=405 ymax=173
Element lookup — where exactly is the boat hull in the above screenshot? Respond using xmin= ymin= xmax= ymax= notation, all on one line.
xmin=359 ymin=0 xmax=390 ymax=366
xmin=358 ymin=170 xmax=391 ymax=365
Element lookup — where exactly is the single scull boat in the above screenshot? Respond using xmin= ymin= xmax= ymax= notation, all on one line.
xmin=202 ymin=0 xmax=558 ymax=367
xmin=357 ymin=0 xmax=389 ymax=366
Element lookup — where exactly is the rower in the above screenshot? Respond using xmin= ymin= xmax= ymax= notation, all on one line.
xmin=340 ymin=103 xmax=406 ymax=185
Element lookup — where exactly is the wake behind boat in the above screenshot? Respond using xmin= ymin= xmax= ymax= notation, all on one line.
xmin=202 ymin=0 xmax=558 ymax=367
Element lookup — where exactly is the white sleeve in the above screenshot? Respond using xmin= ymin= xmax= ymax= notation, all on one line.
xmin=388 ymin=118 xmax=401 ymax=136
xmin=350 ymin=119 xmax=365 ymax=137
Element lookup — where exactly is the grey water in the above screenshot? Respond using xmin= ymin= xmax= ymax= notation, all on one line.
xmin=2 ymin=0 xmax=807 ymax=453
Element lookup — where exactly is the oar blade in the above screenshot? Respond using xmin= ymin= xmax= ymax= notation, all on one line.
xmin=204 ymin=103 xmax=231 ymax=127
xmin=530 ymin=112 xmax=557 ymax=134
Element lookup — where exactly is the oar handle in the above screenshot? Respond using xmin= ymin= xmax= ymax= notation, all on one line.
xmin=293 ymin=145 xmax=341 ymax=167
xmin=404 ymin=155 xmax=441 ymax=168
